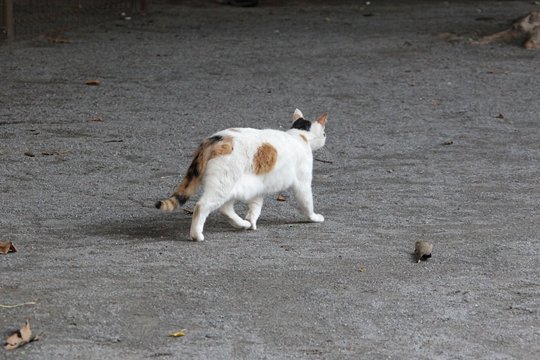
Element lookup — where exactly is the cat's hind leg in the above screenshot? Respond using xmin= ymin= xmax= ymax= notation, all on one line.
xmin=190 ymin=192 xmax=230 ymax=241
xmin=219 ymin=200 xmax=251 ymax=229
xmin=190 ymin=202 xmax=213 ymax=241
xmin=190 ymin=174 xmax=242 ymax=241
xmin=293 ymin=182 xmax=324 ymax=223
xmin=245 ymin=196 xmax=263 ymax=230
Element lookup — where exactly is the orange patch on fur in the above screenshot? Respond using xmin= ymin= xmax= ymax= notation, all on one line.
xmin=175 ymin=136 xmax=234 ymax=198
xmin=300 ymin=134 xmax=308 ymax=143
xmin=210 ymin=136 xmax=234 ymax=158
xmin=253 ymin=143 xmax=278 ymax=175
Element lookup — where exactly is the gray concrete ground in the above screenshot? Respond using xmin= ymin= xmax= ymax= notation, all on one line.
xmin=1 ymin=0 xmax=539 ymax=359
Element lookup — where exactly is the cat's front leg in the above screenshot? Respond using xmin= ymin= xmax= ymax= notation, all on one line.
xmin=293 ymin=183 xmax=324 ymax=223
xmin=246 ymin=196 xmax=264 ymax=230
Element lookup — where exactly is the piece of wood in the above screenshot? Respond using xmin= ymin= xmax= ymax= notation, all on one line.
xmin=477 ymin=11 xmax=540 ymax=49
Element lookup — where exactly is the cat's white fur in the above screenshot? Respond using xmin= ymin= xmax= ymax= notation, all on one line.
xmin=159 ymin=109 xmax=328 ymax=241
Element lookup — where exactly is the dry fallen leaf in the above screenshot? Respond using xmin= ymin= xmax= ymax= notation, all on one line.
xmin=0 ymin=240 xmax=17 ymax=255
xmin=475 ymin=11 xmax=540 ymax=49
xmin=85 ymin=79 xmax=101 ymax=86
xmin=168 ymin=330 xmax=185 ymax=337
xmin=276 ymin=194 xmax=287 ymax=202
xmin=4 ymin=319 xmax=40 ymax=350
xmin=437 ymin=32 xmax=465 ymax=43
xmin=46 ymin=35 xmax=72 ymax=44
xmin=415 ymin=241 xmax=433 ymax=263
xmin=358 ymin=266 xmax=366 ymax=272
xmin=41 ymin=150 xmax=64 ymax=156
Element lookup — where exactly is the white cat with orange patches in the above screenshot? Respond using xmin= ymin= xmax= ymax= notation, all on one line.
xmin=156 ymin=109 xmax=328 ymax=241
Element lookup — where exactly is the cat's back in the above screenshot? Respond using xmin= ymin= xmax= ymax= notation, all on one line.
xmin=219 ymin=127 xmax=285 ymax=139
xmin=217 ymin=127 xmax=301 ymax=150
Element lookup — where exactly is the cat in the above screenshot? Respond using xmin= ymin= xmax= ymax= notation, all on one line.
xmin=156 ymin=109 xmax=328 ymax=241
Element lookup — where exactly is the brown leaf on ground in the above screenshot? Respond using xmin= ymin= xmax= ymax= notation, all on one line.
xmin=276 ymin=194 xmax=287 ymax=202
xmin=46 ymin=35 xmax=72 ymax=44
xmin=41 ymin=150 xmax=62 ymax=156
xmin=0 ymin=240 xmax=17 ymax=254
xmin=168 ymin=330 xmax=185 ymax=337
xmin=415 ymin=241 xmax=433 ymax=263
xmin=437 ymin=32 xmax=465 ymax=43
xmin=40 ymin=149 xmax=69 ymax=161
xmin=475 ymin=11 xmax=540 ymax=49
xmin=4 ymin=319 xmax=40 ymax=350
xmin=85 ymin=79 xmax=101 ymax=86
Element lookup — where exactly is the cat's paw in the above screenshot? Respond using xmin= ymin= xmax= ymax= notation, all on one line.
xmin=239 ymin=219 xmax=252 ymax=230
xmin=190 ymin=232 xmax=205 ymax=241
xmin=247 ymin=219 xmax=257 ymax=230
xmin=230 ymin=219 xmax=252 ymax=230
xmin=309 ymin=214 xmax=324 ymax=223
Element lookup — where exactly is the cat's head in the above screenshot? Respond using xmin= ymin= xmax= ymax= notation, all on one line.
xmin=291 ymin=109 xmax=328 ymax=151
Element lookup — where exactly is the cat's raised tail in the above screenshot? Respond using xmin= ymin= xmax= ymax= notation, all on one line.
xmin=155 ymin=135 xmax=234 ymax=212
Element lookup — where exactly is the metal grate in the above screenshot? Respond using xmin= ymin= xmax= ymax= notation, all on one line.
xmin=1 ymin=0 xmax=149 ymax=42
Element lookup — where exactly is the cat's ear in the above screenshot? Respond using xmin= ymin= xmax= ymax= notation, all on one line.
xmin=293 ymin=108 xmax=304 ymax=121
xmin=316 ymin=112 xmax=328 ymax=126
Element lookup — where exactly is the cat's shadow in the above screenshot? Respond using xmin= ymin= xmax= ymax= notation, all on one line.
xmin=82 ymin=213 xmax=310 ymax=243
xmin=82 ymin=214 xmax=193 ymax=242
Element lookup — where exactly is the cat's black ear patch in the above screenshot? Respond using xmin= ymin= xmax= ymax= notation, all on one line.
xmin=291 ymin=118 xmax=311 ymax=131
